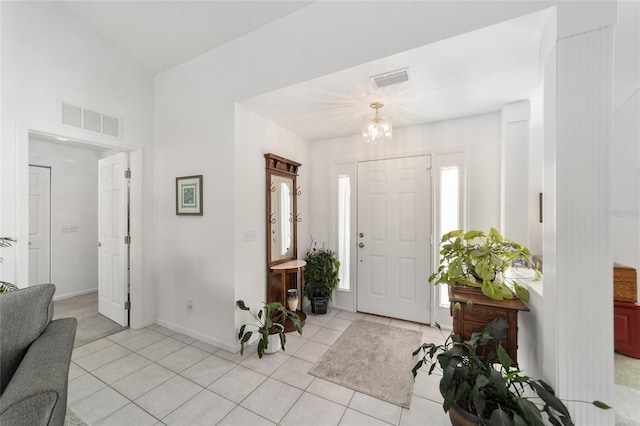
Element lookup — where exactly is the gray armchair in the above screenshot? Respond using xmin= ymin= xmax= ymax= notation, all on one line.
xmin=0 ymin=284 xmax=77 ymax=426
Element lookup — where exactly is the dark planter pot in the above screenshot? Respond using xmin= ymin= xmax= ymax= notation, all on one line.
xmin=449 ymin=403 xmax=481 ymax=426
xmin=310 ymin=297 xmax=328 ymax=314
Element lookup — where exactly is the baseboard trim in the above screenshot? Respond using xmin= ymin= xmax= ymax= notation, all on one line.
xmin=53 ymin=288 xmax=98 ymax=301
xmin=154 ymin=318 xmax=239 ymax=353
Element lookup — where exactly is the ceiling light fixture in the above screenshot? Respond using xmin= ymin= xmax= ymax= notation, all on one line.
xmin=362 ymin=102 xmax=392 ymax=143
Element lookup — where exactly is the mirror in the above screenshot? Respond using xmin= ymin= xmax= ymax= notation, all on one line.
xmin=270 ymin=175 xmax=294 ymax=261
xmin=265 ymin=153 xmax=300 ymax=266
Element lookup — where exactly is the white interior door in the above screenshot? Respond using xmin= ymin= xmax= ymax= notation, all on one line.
xmin=98 ymin=152 xmax=129 ymax=326
xmin=357 ymin=156 xmax=432 ymax=323
xmin=29 ymin=166 xmax=51 ymax=285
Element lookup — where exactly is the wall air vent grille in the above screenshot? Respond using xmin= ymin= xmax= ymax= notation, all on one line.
xmin=59 ymin=101 xmax=121 ymax=138
xmin=370 ymin=68 xmax=410 ymax=88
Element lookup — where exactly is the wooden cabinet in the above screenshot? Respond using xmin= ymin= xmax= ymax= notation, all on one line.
xmin=450 ymin=287 xmax=529 ymax=364
xmin=269 ymin=260 xmax=306 ymax=332
xmin=613 ymin=264 xmax=639 ymax=359
xmin=614 ymin=301 xmax=640 ymax=359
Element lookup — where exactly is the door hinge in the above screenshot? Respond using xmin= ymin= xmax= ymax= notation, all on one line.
xmin=124 ymin=301 xmax=130 ymax=310
xmin=430 ymin=234 xmax=434 ymax=245
xmin=124 ymin=235 xmax=131 ymax=245
xmin=124 ymin=169 xmax=131 ymax=179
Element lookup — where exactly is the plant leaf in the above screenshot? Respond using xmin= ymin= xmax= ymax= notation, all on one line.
xmin=513 ymin=413 xmax=528 ymax=426
xmin=488 ymin=408 xmax=512 ymax=426
xmin=497 ymin=344 xmax=512 ymax=371
xmin=236 ymin=300 xmax=249 ymax=311
xmin=592 ymin=400 xmax=612 ymax=410
xmin=516 ymin=399 xmax=544 ymax=426
xmin=513 ymin=282 xmax=530 ymax=303
xmin=257 ymin=338 xmax=265 ymax=359
xmin=531 ymin=381 xmax=571 ymax=418
xmin=481 ymin=281 xmax=501 ymax=300
xmin=412 ymin=360 xmax=424 ymax=378
xmin=240 ymin=330 xmax=252 ymax=344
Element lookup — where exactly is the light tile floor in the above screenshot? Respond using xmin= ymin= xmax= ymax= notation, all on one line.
xmin=68 ymin=308 xmax=450 ymax=425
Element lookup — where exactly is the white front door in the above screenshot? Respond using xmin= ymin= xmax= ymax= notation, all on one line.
xmin=357 ymin=156 xmax=432 ymax=323
xmin=98 ymin=152 xmax=129 ymax=326
xmin=28 ymin=166 xmax=51 ymax=285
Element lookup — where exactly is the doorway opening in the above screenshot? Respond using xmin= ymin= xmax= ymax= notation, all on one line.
xmin=23 ymin=129 xmax=139 ymax=331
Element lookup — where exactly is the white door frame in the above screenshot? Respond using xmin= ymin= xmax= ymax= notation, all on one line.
xmin=15 ymin=121 xmax=143 ymax=328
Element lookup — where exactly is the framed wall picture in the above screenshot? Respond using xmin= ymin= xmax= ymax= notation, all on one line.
xmin=176 ymin=175 xmax=203 ymax=215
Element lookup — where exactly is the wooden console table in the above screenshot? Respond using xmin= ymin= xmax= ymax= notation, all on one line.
xmin=269 ymin=259 xmax=306 ymax=332
xmin=450 ymin=287 xmax=529 ymax=364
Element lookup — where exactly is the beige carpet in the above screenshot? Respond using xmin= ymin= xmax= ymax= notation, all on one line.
xmin=309 ymin=320 xmax=422 ymax=408
xmin=615 ymin=352 xmax=640 ymax=391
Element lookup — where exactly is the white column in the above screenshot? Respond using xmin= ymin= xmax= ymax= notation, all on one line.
xmin=501 ymin=101 xmax=530 ymax=246
xmin=544 ymin=25 xmax=615 ymax=425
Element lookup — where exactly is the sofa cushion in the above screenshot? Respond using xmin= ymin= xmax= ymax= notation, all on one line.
xmin=0 ymin=284 xmax=55 ymax=394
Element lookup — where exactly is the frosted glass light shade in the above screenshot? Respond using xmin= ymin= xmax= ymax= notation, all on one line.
xmin=362 ymin=102 xmax=392 ymax=143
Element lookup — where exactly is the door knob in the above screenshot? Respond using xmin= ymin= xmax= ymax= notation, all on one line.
xmin=359 ymin=242 xmax=365 ymax=248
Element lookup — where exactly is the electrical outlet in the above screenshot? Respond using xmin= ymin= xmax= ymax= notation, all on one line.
xmin=243 ymin=231 xmax=256 ymax=242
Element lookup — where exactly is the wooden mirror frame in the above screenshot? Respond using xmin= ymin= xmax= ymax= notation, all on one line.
xmin=265 ymin=153 xmax=301 ymax=267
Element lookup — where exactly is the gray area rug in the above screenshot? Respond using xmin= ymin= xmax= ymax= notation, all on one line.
xmin=74 ymin=313 xmax=126 ymax=348
xmin=309 ymin=320 xmax=422 ymax=408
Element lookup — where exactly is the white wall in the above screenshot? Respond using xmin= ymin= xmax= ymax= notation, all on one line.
xmin=234 ymin=105 xmax=311 ymax=339
xmin=612 ymin=91 xmax=640 ymax=281
xmin=0 ymin=1 xmax=155 ymax=325
xmin=528 ymin=83 xmax=545 ymax=256
xmin=611 ymin=1 xmax=640 ymax=285
xmin=308 ymin=113 xmax=501 ymax=316
xmin=29 ymin=140 xmax=99 ymax=299
xmin=309 ymin=113 xmax=502 ymax=248
xmin=152 ymin=1 xmax=554 ymax=350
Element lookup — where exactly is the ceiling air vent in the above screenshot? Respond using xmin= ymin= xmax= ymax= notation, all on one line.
xmin=59 ymin=101 xmax=122 ymax=138
xmin=370 ymin=68 xmax=410 ymax=89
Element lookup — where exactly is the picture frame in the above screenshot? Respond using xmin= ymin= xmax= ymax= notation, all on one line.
xmin=176 ymin=175 xmax=203 ymax=215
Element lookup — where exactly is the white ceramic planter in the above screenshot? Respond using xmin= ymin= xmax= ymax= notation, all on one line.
xmin=265 ymin=324 xmax=284 ymax=354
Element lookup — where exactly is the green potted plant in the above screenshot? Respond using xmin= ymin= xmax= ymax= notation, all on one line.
xmin=303 ymin=243 xmax=340 ymax=315
xmin=236 ymin=300 xmax=302 ymax=358
xmin=0 ymin=237 xmax=18 ymax=293
xmin=429 ymin=228 xmax=539 ymax=302
xmin=413 ymin=318 xmax=610 ymax=425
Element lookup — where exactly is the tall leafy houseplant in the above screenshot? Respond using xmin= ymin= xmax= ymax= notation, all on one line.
xmin=429 ymin=228 xmax=539 ymax=302
xmin=0 ymin=237 xmax=18 ymax=293
xmin=236 ymin=300 xmax=301 ymax=358
xmin=303 ymin=244 xmax=340 ymax=314
xmin=413 ymin=317 xmax=610 ymax=425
